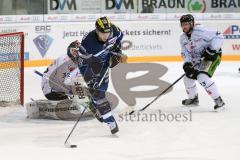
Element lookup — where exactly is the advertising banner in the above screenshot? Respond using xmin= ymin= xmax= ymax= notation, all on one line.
xmin=48 ymin=0 xmax=102 ymax=14
xmin=101 ymin=0 xmax=138 ymax=13
xmin=0 ymin=20 xmax=239 ymax=62
xmin=47 ymin=0 xmax=138 ymax=14
xmin=139 ymin=0 xmax=240 ymax=13
xmin=47 ymin=0 xmax=240 ymax=14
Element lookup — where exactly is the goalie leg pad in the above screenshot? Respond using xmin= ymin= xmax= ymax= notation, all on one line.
xmin=26 ymin=99 xmax=92 ymax=120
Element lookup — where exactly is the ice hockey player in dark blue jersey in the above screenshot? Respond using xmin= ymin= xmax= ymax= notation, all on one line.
xmin=67 ymin=17 xmax=127 ymax=134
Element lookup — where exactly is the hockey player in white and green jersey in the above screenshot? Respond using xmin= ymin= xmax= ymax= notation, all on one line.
xmin=179 ymin=14 xmax=225 ymax=111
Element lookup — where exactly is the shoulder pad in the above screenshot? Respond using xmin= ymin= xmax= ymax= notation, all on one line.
xmin=112 ymin=24 xmax=121 ymax=32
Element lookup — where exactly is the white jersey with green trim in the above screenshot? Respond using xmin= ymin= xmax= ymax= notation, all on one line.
xmin=180 ymin=25 xmax=224 ymax=64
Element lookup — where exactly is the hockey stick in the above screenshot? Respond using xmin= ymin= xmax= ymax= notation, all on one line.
xmin=34 ymin=70 xmax=71 ymax=94
xmin=63 ymin=68 xmax=109 ymax=148
xmin=34 ymin=70 xmax=83 ymax=147
xmin=128 ymin=63 xmax=200 ymax=115
xmin=129 ymin=73 xmax=186 ymax=115
xmin=64 ymin=106 xmax=87 ymax=148
xmin=34 ymin=70 xmax=108 ymax=98
xmin=34 ymin=69 xmax=108 ymax=148
xmin=79 ymin=43 xmax=123 ymax=59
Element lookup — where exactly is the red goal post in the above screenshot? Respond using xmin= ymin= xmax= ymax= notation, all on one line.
xmin=0 ymin=32 xmax=24 ymax=106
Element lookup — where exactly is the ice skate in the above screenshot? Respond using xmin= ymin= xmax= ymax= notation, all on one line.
xmin=182 ymin=95 xmax=199 ymax=106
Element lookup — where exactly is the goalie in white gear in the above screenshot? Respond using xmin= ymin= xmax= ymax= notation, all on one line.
xmin=41 ymin=40 xmax=84 ymax=101
xmin=40 ymin=41 xmax=103 ymax=121
xmin=41 ymin=41 xmax=102 ymax=121
xmin=180 ymin=14 xmax=225 ymax=111
xmin=26 ymin=41 xmax=90 ymax=120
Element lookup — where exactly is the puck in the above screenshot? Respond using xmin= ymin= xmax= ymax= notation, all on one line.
xmin=70 ymin=145 xmax=77 ymax=148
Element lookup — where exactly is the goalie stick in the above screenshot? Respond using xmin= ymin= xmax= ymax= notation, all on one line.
xmin=34 ymin=70 xmax=107 ymax=98
xmin=34 ymin=70 xmax=71 ymax=94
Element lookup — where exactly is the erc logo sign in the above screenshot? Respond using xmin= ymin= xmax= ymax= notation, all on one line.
xmin=33 ymin=35 xmax=53 ymax=58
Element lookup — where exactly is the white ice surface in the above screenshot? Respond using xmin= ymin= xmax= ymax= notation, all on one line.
xmin=0 ymin=62 xmax=240 ymax=160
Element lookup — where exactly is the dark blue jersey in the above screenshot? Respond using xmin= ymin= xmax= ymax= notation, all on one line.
xmin=79 ymin=24 xmax=123 ymax=77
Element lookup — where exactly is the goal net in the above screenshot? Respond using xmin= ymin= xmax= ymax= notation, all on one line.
xmin=0 ymin=32 xmax=24 ymax=106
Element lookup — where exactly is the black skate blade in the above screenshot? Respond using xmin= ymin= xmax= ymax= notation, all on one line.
xmin=182 ymin=103 xmax=199 ymax=107
xmin=111 ymin=126 xmax=119 ymax=135
xmin=213 ymin=106 xmax=226 ymax=112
